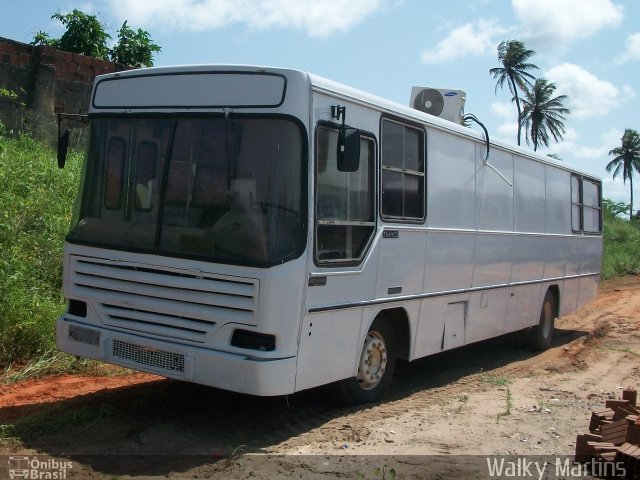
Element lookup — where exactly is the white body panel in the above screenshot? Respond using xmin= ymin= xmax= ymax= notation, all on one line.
xmin=56 ymin=65 xmax=602 ymax=396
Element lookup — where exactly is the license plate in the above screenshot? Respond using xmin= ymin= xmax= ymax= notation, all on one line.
xmin=68 ymin=324 xmax=101 ymax=346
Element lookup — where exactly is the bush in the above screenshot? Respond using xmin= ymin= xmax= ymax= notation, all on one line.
xmin=600 ymin=198 xmax=640 ymax=279
xmin=0 ymin=134 xmax=82 ymax=365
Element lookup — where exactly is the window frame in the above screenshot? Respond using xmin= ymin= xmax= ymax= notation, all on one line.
xmin=379 ymin=116 xmax=427 ymax=223
xmin=571 ymin=175 xmax=583 ymax=233
xmin=314 ymin=121 xmax=377 ymax=267
xmin=68 ymin=113 xmax=309 ymax=268
xmin=571 ymin=174 xmax=602 ymax=235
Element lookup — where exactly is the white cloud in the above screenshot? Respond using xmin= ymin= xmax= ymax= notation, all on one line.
xmin=560 ymin=127 xmax=579 ymax=144
xmin=106 ymin=0 xmax=385 ymax=38
xmin=489 ymin=101 xmax=518 ymax=142
xmin=495 ymin=121 xmax=518 ymax=142
xmin=490 ymin=101 xmax=513 ymax=121
xmin=603 ymin=177 xmax=633 ymax=205
xmin=420 ymin=19 xmax=507 ymax=64
xmin=554 ymin=128 xmax=622 ymax=162
xmin=545 ymin=63 xmax=633 ymax=120
xmin=615 ymin=32 xmax=640 ymax=65
xmin=512 ymin=0 xmax=623 ymax=46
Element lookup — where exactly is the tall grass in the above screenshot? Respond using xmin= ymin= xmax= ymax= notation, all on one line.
xmin=600 ymin=200 xmax=640 ymax=279
xmin=0 ymin=133 xmax=82 ymax=366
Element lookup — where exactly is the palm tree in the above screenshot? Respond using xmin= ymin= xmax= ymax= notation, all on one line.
xmin=607 ymin=129 xmax=640 ymax=220
xmin=490 ymin=40 xmax=538 ymax=146
xmin=519 ymin=78 xmax=569 ymax=152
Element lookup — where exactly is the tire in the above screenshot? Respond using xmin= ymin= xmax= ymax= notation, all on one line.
xmin=526 ymin=290 xmax=556 ymax=351
xmin=333 ymin=315 xmax=397 ymax=406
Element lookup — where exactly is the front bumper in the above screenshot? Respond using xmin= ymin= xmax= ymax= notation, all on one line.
xmin=56 ymin=317 xmax=297 ymax=396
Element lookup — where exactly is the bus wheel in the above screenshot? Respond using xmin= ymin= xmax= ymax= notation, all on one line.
xmin=334 ymin=315 xmax=396 ymax=406
xmin=526 ymin=290 xmax=556 ymax=351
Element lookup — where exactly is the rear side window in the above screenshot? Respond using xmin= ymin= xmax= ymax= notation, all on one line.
xmin=381 ymin=119 xmax=425 ymax=220
xmin=572 ymin=175 xmax=601 ymax=234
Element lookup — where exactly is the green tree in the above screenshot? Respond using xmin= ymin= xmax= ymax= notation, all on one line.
xmin=490 ymin=40 xmax=538 ymax=146
xmin=31 ymin=10 xmax=161 ymax=67
xmin=110 ymin=21 xmax=161 ymax=68
xmin=51 ymin=9 xmax=111 ymax=60
xmin=607 ymin=129 xmax=640 ymax=220
xmin=31 ymin=31 xmax=56 ymax=47
xmin=519 ymin=78 xmax=569 ymax=152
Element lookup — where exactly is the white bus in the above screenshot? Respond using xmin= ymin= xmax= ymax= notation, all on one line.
xmin=56 ymin=65 xmax=602 ymax=405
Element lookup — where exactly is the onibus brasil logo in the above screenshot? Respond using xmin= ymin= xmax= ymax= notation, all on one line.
xmin=8 ymin=456 xmax=73 ymax=479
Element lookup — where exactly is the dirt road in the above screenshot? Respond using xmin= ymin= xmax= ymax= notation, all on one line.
xmin=1 ymin=277 xmax=639 ymax=478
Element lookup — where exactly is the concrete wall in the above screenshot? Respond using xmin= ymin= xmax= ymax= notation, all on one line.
xmin=0 ymin=37 xmax=129 ymax=146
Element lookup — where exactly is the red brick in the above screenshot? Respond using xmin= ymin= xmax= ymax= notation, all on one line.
xmin=36 ymin=45 xmax=57 ymax=56
xmin=78 ymin=64 xmax=93 ymax=76
xmin=575 ymin=434 xmax=597 ymax=462
xmin=606 ymin=399 xmax=630 ymax=409
xmin=590 ymin=409 xmax=615 ymax=432
xmin=627 ymin=426 xmax=640 ymax=445
xmin=0 ymin=42 xmax=17 ymax=55
xmin=38 ymin=53 xmax=58 ymax=65
xmin=614 ymin=403 xmax=640 ymax=420
xmin=623 ymin=388 xmax=637 ymax=407
xmin=602 ymin=419 xmax=628 ymax=446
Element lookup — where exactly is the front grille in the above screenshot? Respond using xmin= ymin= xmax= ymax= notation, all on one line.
xmin=112 ymin=339 xmax=185 ymax=374
xmin=69 ymin=256 xmax=259 ymax=343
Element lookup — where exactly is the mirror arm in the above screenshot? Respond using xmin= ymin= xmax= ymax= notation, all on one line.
xmin=331 ymin=104 xmax=346 ymax=145
xmin=331 ymin=105 xmax=348 ymax=158
xmin=331 ymin=105 xmax=346 ymax=124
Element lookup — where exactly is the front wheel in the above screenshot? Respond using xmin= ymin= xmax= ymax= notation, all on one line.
xmin=526 ymin=290 xmax=556 ymax=351
xmin=333 ymin=315 xmax=396 ymax=406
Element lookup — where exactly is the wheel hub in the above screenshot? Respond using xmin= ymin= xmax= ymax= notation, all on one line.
xmin=357 ymin=331 xmax=388 ymax=390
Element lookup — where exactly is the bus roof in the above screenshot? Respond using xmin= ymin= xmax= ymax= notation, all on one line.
xmin=94 ymin=64 xmax=600 ymax=181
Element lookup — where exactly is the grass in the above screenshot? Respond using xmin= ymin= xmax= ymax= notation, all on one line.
xmin=1 ymin=350 xmax=133 ymax=384
xmin=600 ymin=201 xmax=640 ymax=279
xmin=0 ymin=133 xmax=82 ymax=367
xmin=496 ymin=388 xmax=514 ymax=423
xmin=482 ymin=373 xmax=511 ymax=387
xmin=537 ymin=398 xmax=550 ymax=411
xmin=456 ymin=394 xmax=469 ymax=413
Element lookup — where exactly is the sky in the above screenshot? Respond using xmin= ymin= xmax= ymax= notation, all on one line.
xmin=3 ymin=0 xmax=640 ymax=207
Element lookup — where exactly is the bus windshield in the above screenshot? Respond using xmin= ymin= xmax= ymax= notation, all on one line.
xmin=69 ymin=116 xmax=306 ymax=266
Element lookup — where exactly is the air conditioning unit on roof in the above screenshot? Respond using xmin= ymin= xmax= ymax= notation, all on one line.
xmin=410 ymin=87 xmax=466 ymax=124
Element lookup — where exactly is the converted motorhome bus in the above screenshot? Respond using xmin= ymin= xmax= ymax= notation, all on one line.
xmin=56 ymin=65 xmax=602 ymax=405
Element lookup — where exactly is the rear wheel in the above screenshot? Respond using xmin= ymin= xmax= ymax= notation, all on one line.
xmin=526 ymin=290 xmax=556 ymax=350
xmin=333 ymin=315 xmax=396 ymax=406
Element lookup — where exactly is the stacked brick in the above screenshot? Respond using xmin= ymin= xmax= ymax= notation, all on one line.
xmin=575 ymin=388 xmax=640 ymax=478
xmin=0 ymin=37 xmax=131 ymax=145
xmin=0 ymin=38 xmax=128 ymax=84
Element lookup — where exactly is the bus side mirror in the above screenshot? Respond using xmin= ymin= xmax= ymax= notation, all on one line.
xmin=337 ymin=127 xmax=360 ymax=172
xmin=58 ymin=129 xmax=70 ymax=169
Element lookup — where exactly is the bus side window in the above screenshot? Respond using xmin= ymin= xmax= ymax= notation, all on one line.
xmin=316 ymin=125 xmax=375 ymax=263
xmin=380 ymin=118 xmax=425 ymax=221
xmin=572 ymin=175 xmax=601 ymax=234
